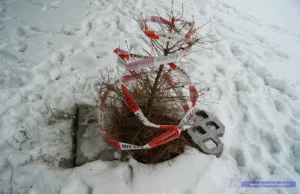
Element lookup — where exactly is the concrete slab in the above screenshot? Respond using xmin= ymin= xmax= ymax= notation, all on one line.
xmin=76 ymin=105 xmax=117 ymax=166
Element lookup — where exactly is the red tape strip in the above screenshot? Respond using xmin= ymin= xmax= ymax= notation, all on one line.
xmin=147 ymin=129 xmax=180 ymax=148
xmin=121 ymin=84 xmax=140 ymax=113
xmin=99 ymin=131 xmax=121 ymax=149
xmin=142 ymin=16 xmax=196 ymax=42
xmin=98 ymin=15 xmax=200 ymax=149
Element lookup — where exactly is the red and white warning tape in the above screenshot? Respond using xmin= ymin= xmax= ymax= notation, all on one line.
xmin=114 ymin=46 xmax=191 ymax=71
xmin=142 ymin=16 xmax=196 ymax=42
xmin=98 ymin=15 xmax=199 ymax=150
xmin=99 ymin=73 xmax=198 ymax=150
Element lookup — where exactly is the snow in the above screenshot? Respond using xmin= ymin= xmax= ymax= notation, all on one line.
xmin=0 ymin=0 xmax=299 ymax=194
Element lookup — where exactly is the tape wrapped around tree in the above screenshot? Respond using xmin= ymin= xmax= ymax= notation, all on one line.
xmin=98 ymin=15 xmax=200 ymax=150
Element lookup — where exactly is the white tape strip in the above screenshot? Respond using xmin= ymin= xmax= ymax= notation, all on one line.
xmin=120 ymin=142 xmax=144 ymax=150
xmin=126 ymin=48 xmax=191 ymax=71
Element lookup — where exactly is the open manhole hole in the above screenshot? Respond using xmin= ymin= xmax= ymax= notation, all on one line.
xmin=68 ymin=106 xmax=225 ymax=165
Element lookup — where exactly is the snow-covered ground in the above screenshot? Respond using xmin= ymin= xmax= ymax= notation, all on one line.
xmin=1 ymin=0 xmax=300 ymax=193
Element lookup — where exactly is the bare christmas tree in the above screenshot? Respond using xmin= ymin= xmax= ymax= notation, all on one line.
xmin=96 ymin=3 xmax=215 ymax=163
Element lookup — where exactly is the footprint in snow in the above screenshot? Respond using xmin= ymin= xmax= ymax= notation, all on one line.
xmin=0 ymin=4 xmax=6 ymax=18
xmin=230 ymin=147 xmax=246 ymax=167
xmin=29 ymin=26 xmax=42 ymax=32
xmin=213 ymin=16 xmax=223 ymax=23
xmin=15 ymin=42 xmax=28 ymax=52
xmin=284 ymin=125 xmax=300 ymax=141
xmin=252 ymin=33 xmax=267 ymax=44
xmin=96 ymin=51 xmax=108 ymax=59
xmin=59 ymin=26 xmax=78 ymax=36
xmin=94 ymin=0 xmax=104 ymax=7
xmin=51 ymin=52 xmax=65 ymax=64
xmin=14 ymin=27 xmax=37 ymax=38
xmin=273 ymin=99 xmax=288 ymax=114
xmin=266 ymin=163 xmax=288 ymax=176
xmin=80 ymin=18 xmax=93 ymax=36
xmin=218 ymin=23 xmax=235 ymax=32
xmin=221 ymin=3 xmax=232 ymax=9
xmin=0 ymin=157 xmax=13 ymax=194
xmin=82 ymin=39 xmax=94 ymax=48
xmin=291 ymin=144 xmax=300 ymax=175
xmin=42 ymin=0 xmax=63 ymax=11
xmin=49 ymin=69 xmax=61 ymax=81
xmin=264 ymin=77 xmax=296 ymax=98
xmin=273 ymin=49 xmax=290 ymax=59
xmin=270 ymin=24 xmax=289 ymax=35
xmin=249 ymin=144 xmax=262 ymax=160
xmin=15 ymin=27 xmax=27 ymax=37
xmin=0 ymin=18 xmax=4 ymax=31
xmin=231 ymin=44 xmax=244 ymax=56
xmin=263 ymin=51 xmax=275 ymax=60
xmin=260 ymin=131 xmax=282 ymax=155
xmin=234 ymin=79 xmax=252 ymax=93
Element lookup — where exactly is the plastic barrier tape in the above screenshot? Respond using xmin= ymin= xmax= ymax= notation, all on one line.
xmin=99 ymin=77 xmax=198 ymax=150
xmin=142 ymin=16 xmax=196 ymax=42
xmin=98 ymin=15 xmax=199 ymax=150
xmin=99 ymin=55 xmax=199 ymax=150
